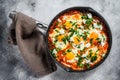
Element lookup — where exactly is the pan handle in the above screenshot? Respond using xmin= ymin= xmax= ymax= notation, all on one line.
xmin=36 ymin=21 xmax=48 ymax=35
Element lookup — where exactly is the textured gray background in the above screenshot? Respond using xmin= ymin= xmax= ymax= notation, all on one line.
xmin=0 ymin=0 xmax=120 ymax=80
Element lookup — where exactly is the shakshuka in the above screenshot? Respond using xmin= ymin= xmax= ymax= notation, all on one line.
xmin=48 ymin=11 xmax=108 ymax=70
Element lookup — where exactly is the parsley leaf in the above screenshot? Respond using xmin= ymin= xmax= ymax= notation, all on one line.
xmin=85 ymin=18 xmax=93 ymax=26
xmin=62 ymin=37 xmax=67 ymax=44
xmin=86 ymin=64 xmax=90 ymax=69
xmin=91 ymin=55 xmax=97 ymax=62
xmin=77 ymin=56 xmax=84 ymax=67
xmin=90 ymin=38 xmax=93 ymax=44
xmin=81 ymin=15 xmax=88 ymax=19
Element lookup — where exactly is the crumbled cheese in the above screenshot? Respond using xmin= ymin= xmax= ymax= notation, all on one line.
xmin=93 ymin=23 xmax=98 ymax=28
xmin=52 ymin=38 xmax=56 ymax=42
xmin=86 ymin=43 xmax=91 ymax=48
xmin=63 ymin=16 xmax=67 ymax=20
xmin=78 ymin=29 xmax=84 ymax=35
xmin=99 ymin=25 xmax=103 ymax=30
xmin=85 ymin=59 xmax=91 ymax=63
xmin=59 ymin=29 xmax=65 ymax=34
xmin=74 ymin=57 xmax=79 ymax=61
xmin=101 ymin=41 xmax=105 ymax=46
xmin=82 ymin=60 xmax=85 ymax=64
xmin=87 ymin=13 xmax=92 ymax=18
xmin=81 ymin=51 xmax=88 ymax=57
xmin=67 ymin=59 xmax=75 ymax=63
xmin=55 ymin=42 xmax=66 ymax=49
xmin=80 ymin=26 xmax=84 ymax=29
xmin=57 ymin=19 xmax=61 ymax=22
xmin=72 ymin=49 xmax=78 ymax=54
xmin=99 ymin=34 xmax=106 ymax=46
xmin=83 ymin=19 xmax=86 ymax=24
xmin=102 ymin=53 xmax=106 ymax=57
xmin=91 ymin=47 xmax=98 ymax=52
xmin=80 ymin=41 xmax=85 ymax=50
xmin=70 ymin=34 xmax=75 ymax=41
xmin=53 ymin=49 xmax=57 ymax=54
xmin=93 ymin=23 xmax=103 ymax=30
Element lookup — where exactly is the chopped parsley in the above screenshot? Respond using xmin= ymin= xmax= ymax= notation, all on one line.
xmin=67 ymin=49 xmax=72 ymax=52
xmin=66 ymin=36 xmax=70 ymax=41
xmin=72 ymin=22 xmax=77 ymax=26
xmin=91 ymin=55 xmax=97 ymax=62
xmin=77 ymin=45 xmax=80 ymax=48
xmin=62 ymin=37 xmax=67 ymax=44
xmin=85 ymin=18 xmax=93 ymax=26
xmin=102 ymin=35 xmax=106 ymax=42
xmin=90 ymin=38 xmax=93 ymax=44
xmin=54 ymin=39 xmax=58 ymax=43
xmin=79 ymin=64 xmax=84 ymax=68
xmin=81 ymin=15 xmax=88 ymax=19
xmin=70 ymin=32 xmax=74 ymax=37
xmin=86 ymin=63 xmax=90 ymax=69
xmin=96 ymin=38 xmax=101 ymax=43
xmin=89 ymin=49 xmax=93 ymax=57
xmin=77 ymin=56 xmax=83 ymax=67
xmin=55 ymin=29 xmax=59 ymax=33
xmin=82 ymin=35 xmax=87 ymax=41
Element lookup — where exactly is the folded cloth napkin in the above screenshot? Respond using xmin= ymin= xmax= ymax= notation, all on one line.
xmin=8 ymin=12 xmax=57 ymax=76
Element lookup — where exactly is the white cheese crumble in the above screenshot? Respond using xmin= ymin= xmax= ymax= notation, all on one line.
xmin=80 ymin=41 xmax=85 ymax=50
xmin=74 ymin=57 xmax=79 ymax=61
xmin=102 ymin=53 xmax=106 ymax=57
xmin=57 ymin=19 xmax=61 ymax=22
xmin=85 ymin=59 xmax=91 ymax=63
xmin=72 ymin=49 xmax=78 ymax=54
xmin=93 ymin=23 xmax=98 ymax=28
xmin=93 ymin=23 xmax=103 ymax=30
xmin=81 ymin=50 xmax=88 ymax=57
xmin=87 ymin=13 xmax=92 ymax=18
xmin=80 ymin=26 xmax=84 ymax=29
xmin=99 ymin=34 xmax=106 ymax=46
xmin=82 ymin=60 xmax=85 ymax=64
xmin=55 ymin=42 xmax=66 ymax=50
xmin=83 ymin=19 xmax=86 ymax=24
xmin=59 ymin=29 xmax=65 ymax=34
xmin=70 ymin=34 xmax=75 ymax=41
xmin=53 ymin=49 xmax=57 ymax=54
xmin=86 ymin=43 xmax=91 ymax=48
xmin=101 ymin=41 xmax=105 ymax=46
xmin=99 ymin=25 xmax=103 ymax=30
xmin=63 ymin=16 xmax=67 ymax=20
xmin=67 ymin=59 xmax=75 ymax=63
xmin=91 ymin=47 xmax=98 ymax=52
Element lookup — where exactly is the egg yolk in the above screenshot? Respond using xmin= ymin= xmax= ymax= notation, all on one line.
xmin=73 ymin=36 xmax=80 ymax=44
xmin=65 ymin=21 xmax=72 ymax=29
xmin=72 ymin=14 xmax=81 ymax=20
xmin=65 ymin=52 xmax=75 ymax=60
xmin=57 ymin=35 xmax=64 ymax=41
xmin=90 ymin=32 xmax=98 ymax=40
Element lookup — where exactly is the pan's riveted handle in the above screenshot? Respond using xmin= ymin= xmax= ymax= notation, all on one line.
xmin=9 ymin=11 xmax=17 ymax=20
xmin=36 ymin=21 xmax=48 ymax=35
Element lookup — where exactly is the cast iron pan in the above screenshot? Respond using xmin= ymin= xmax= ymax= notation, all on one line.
xmin=36 ymin=7 xmax=112 ymax=72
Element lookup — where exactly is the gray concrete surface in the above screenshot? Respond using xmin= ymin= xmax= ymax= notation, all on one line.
xmin=0 ymin=0 xmax=120 ymax=80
